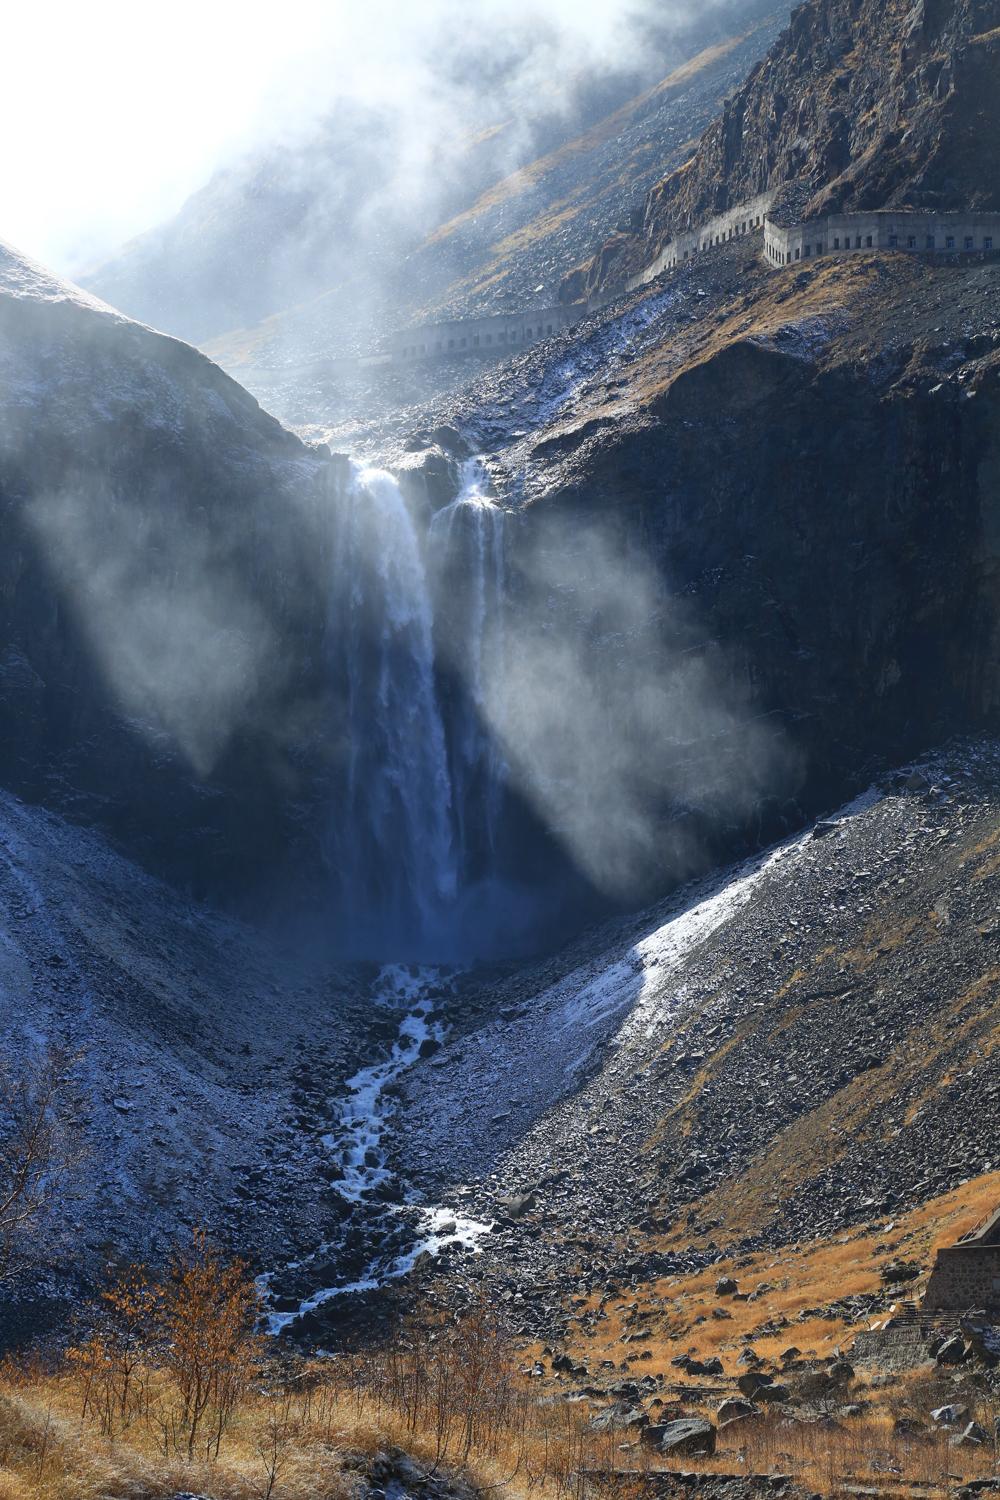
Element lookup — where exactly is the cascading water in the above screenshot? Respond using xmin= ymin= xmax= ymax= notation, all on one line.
xmin=327 ymin=459 xmax=510 ymax=954
xmin=429 ymin=459 xmax=508 ymax=875
xmin=327 ymin=465 xmax=458 ymax=949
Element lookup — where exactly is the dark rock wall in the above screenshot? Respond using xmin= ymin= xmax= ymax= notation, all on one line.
xmin=0 ymin=283 xmax=340 ymax=900
xmin=517 ymin=335 xmax=1000 ymax=818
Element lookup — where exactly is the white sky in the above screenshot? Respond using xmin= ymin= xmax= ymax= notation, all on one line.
xmin=2 ymin=0 xmax=660 ymax=276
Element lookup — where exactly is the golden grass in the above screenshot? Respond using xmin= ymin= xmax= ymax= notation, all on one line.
xmin=567 ymin=1172 xmax=1000 ymax=1379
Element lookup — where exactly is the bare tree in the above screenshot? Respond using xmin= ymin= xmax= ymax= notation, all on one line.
xmin=0 ymin=1046 xmax=83 ymax=1280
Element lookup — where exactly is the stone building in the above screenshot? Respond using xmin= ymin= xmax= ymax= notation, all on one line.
xmin=923 ymin=1207 xmax=1000 ymax=1313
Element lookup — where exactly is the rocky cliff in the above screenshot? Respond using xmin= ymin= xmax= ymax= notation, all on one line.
xmin=569 ymin=0 xmax=1000 ymax=295
xmin=414 ymin=234 xmax=1000 ymax=856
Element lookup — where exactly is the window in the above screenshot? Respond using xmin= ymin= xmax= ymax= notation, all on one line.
xmin=795 ymin=247 xmax=800 ymax=260
xmin=448 ymin=338 xmax=455 ymax=349
xmin=907 ymin=236 xmax=916 ymax=249
xmin=817 ymin=242 xmax=824 ymax=254
xmin=547 ymin=324 xmax=553 ymax=335
xmin=460 ymin=337 xmax=467 ymax=348
xmin=834 ymin=237 xmax=840 ymax=249
xmin=804 ymin=244 xmax=811 ymax=257
xmin=926 ymin=235 xmax=935 ymax=250
xmin=855 ymin=236 xmax=862 ymax=249
xmin=888 ymin=234 xmax=898 ymax=247
xmin=473 ymin=335 xmax=480 ymax=347
xmin=986 ymin=238 xmax=994 ymax=251
xmin=866 ymin=235 xmax=873 ymax=248
xmin=946 ymin=236 xmax=956 ymax=250
xmin=965 ymin=236 xmax=974 ymax=250
xmin=485 ymin=334 xmax=492 ymax=344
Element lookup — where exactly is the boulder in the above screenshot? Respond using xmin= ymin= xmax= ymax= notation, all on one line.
xmin=951 ymin=1422 xmax=991 ymax=1448
xmin=931 ymin=1403 xmax=968 ymax=1426
xmin=738 ymin=1371 xmax=775 ymax=1397
xmin=716 ymin=1276 xmax=739 ymax=1296
xmin=936 ymin=1335 xmax=968 ymax=1366
xmin=656 ymin=1417 xmax=717 ymax=1456
xmin=717 ymin=1398 xmax=758 ymax=1425
xmin=589 ymin=1403 xmax=648 ymax=1433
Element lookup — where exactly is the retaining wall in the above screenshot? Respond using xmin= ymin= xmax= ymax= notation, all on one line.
xmin=764 ymin=211 xmax=1000 ymax=267
xmin=387 ymin=304 xmax=581 ymax=363
xmin=627 ymin=191 xmax=777 ymax=289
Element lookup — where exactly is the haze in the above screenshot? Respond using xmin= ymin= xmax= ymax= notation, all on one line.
xmin=8 ymin=0 xmax=675 ymax=275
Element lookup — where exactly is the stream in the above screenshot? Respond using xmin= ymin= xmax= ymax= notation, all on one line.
xmin=263 ymin=964 xmax=491 ymax=1334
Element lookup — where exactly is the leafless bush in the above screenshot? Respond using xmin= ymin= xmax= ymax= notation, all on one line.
xmin=0 ymin=1047 xmax=83 ymax=1281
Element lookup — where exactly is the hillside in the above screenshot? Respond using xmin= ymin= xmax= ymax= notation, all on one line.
xmin=80 ymin=1 xmax=789 ymax=425
xmin=0 ymin=237 xmax=337 ymax=894
xmin=571 ymin=0 xmax=1000 ymax=295
xmin=390 ymin=743 xmax=1000 ymax=1339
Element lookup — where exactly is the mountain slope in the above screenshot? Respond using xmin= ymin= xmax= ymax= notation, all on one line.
xmin=0 ymin=238 xmax=334 ymax=893
xmin=80 ymin=2 xmax=790 ymax=426
xmin=573 ymin=0 xmax=1000 ymax=294
xmin=0 ymin=784 xmax=373 ymax=1346
xmin=391 ymin=744 xmax=1000 ymax=1340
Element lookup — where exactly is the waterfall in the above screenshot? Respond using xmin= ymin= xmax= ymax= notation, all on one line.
xmin=430 ymin=459 xmax=508 ymax=875
xmin=327 ymin=466 xmax=457 ymax=948
xmin=326 ymin=460 xmax=508 ymax=954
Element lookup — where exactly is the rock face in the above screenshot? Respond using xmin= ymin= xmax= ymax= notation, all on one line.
xmin=570 ymin=0 xmax=1000 ymax=295
xmin=495 ymin=252 xmax=1000 ymax=843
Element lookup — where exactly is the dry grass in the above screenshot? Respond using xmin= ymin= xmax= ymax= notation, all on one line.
xmin=565 ymin=1173 xmax=1000 ymax=1378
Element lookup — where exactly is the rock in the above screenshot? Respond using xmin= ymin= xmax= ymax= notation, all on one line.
xmin=880 ymin=1259 xmax=920 ymax=1285
xmin=590 ymin=1403 xmax=648 ymax=1432
xmin=756 ymin=1381 xmax=790 ymax=1404
xmin=716 ymin=1276 xmax=739 ymax=1296
xmin=738 ymin=1371 xmax=775 ymax=1397
xmin=950 ymin=1421 xmax=991 ymax=1448
xmin=656 ymin=1417 xmax=718 ymax=1456
xmin=931 ymin=1403 xmax=968 ymax=1426
xmin=936 ymin=1335 xmax=968 ymax=1365
xmin=679 ymin=1355 xmax=724 ymax=1376
xmin=717 ymin=1398 xmax=758 ymax=1425
xmin=497 ymin=1192 xmax=537 ymax=1220
xmin=894 ymin=1417 xmax=929 ymax=1438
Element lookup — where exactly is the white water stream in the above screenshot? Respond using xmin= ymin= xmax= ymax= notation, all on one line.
xmin=264 ymin=964 xmax=491 ymax=1334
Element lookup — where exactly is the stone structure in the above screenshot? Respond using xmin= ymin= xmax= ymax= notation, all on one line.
xmin=375 ymin=201 xmax=1000 ymax=372
xmin=626 ymin=192 xmax=777 ymax=288
xmin=626 ymin=197 xmax=1000 ymax=288
xmin=923 ymin=1207 xmax=1000 ymax=1314
xmin=764 ymin=210 xmax=1000 ymax=267
xmin=387 ymin=304 xmax=581 ymax=363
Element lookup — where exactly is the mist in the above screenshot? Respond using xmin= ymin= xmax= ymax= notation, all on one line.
xmin=477 ymin=514 xmax=793 ymax=906
xmin=8 ymin=0 xmax=727 ymax=277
